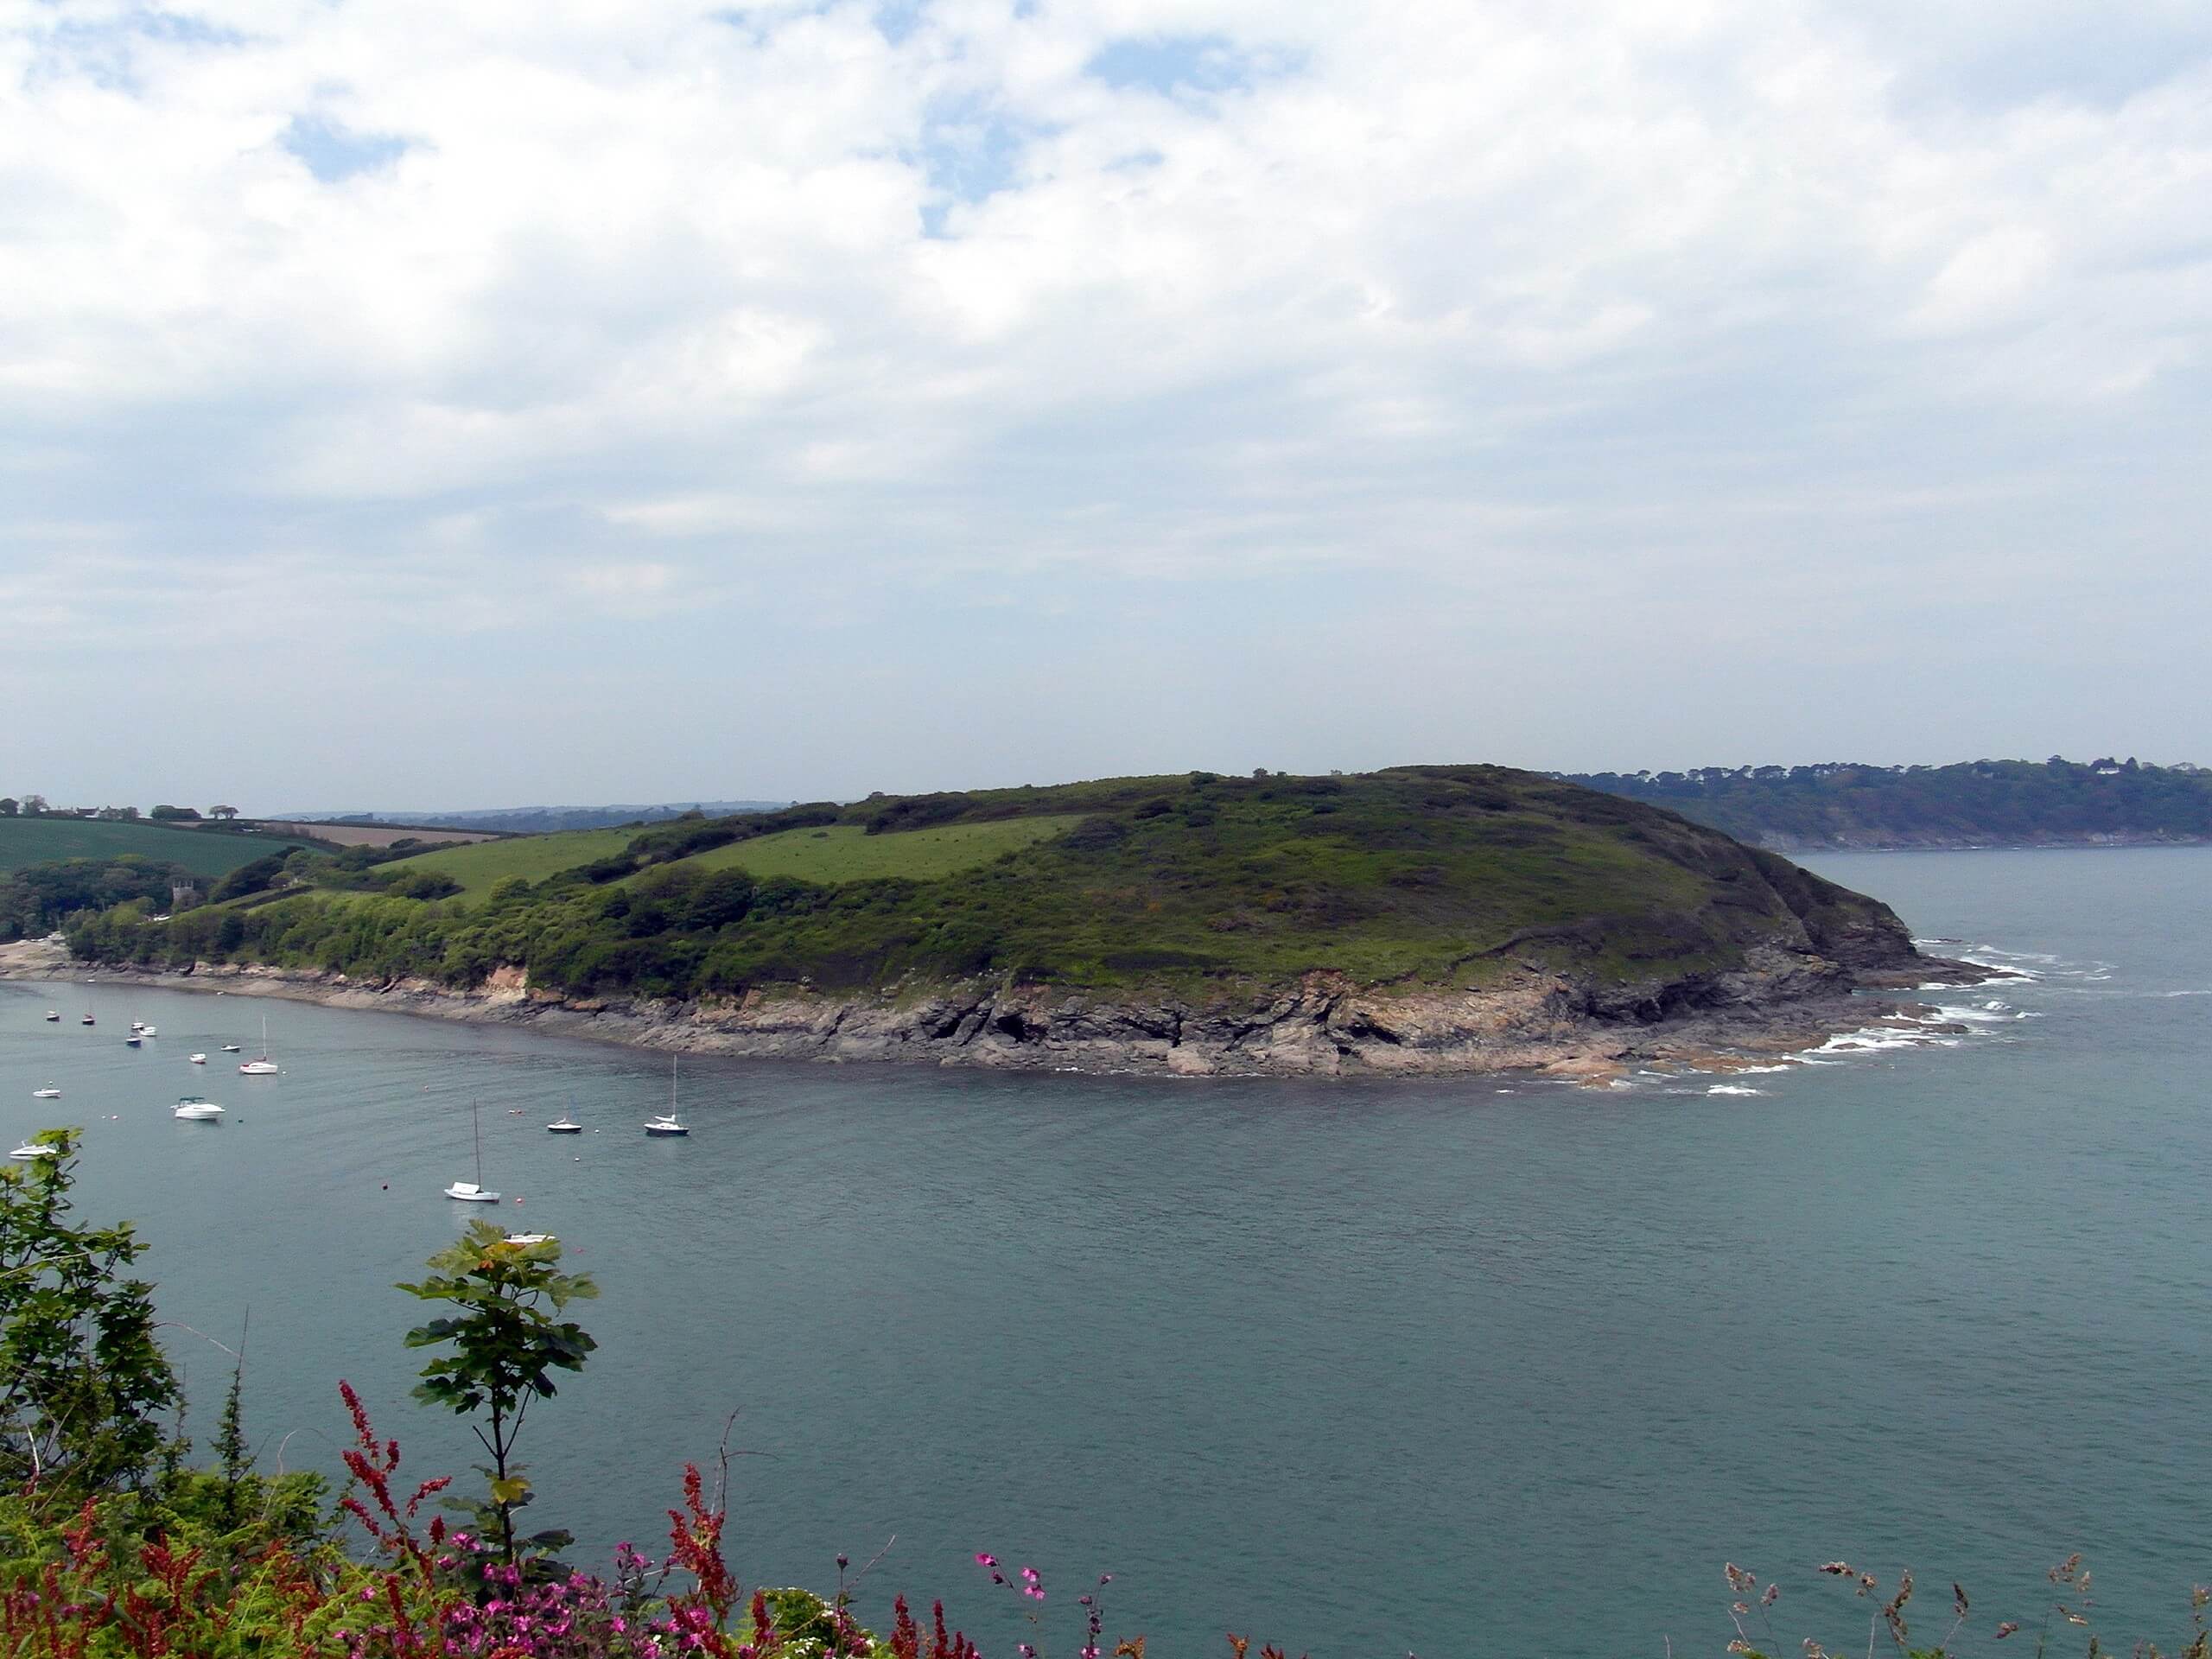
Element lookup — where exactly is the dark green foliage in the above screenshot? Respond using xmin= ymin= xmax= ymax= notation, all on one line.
xmin=398 ymin=1223 xmax=598 ymax=1562
xmin=213 ymin=1346 xmax=251 ymax=1529
xmin=865 ymin=792 xmax=975 ymax=834
xmin=0 ymin=855 xmax=194 ymax=940
xmin=1568 ymin=756 xmax=2212 ymax=848
xmin=0 ymin=1131 xmax=182 ymax=1495
xmin=209 ymin=853 xmax=288 ymax=904
xmin=382 ymin=868 xmax=464 ymax=901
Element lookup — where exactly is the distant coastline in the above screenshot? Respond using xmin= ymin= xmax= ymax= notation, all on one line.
xmin=1566 ymin=758 xmax=2212 ymax=851
xmin=1760 ymin=831 xmax=2212 ymax=854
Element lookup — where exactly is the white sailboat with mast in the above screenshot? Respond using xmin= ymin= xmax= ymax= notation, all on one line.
xmin=445 ymin=1100 xmax=503 ymax=1202
xmin=645 ymin=1055 xmax=690 ymax=1135
xmin=238 ymin=1016 xmax=278 ymax=1074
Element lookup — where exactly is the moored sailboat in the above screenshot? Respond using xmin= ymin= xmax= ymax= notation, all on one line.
xmin=645 ymin=1055 xmax=690 ymax=1135
xmin=238 ymin=1017 xmax=278 ymax=1074
xmin=445 ymin=1100 xmax=503 ymax=1202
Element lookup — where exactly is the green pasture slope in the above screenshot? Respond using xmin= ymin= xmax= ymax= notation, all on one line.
xmin=0 ymin=817 xmax=306 ymax=878
xmin=372 ymin=827 xmax=643 ymax=897
xmin=654 ymin=817 xmax=1085 ymax=885
xmin=381 ymin=817 xmax=1086 ymax=897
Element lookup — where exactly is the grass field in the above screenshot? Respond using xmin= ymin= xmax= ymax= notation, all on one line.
xmin=651 ymin=817 xmax=1086 ymax=885
xmin=377 ymin=827 xmax=645 ymax=896
xmin=0 ymin=817 xmax=307 ymax=878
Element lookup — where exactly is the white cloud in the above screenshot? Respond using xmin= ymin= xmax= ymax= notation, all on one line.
xmin=2 ymin=0 xmax=2209 ymax=800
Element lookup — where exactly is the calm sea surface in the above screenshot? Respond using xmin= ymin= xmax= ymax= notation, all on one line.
xmin=3 ymin=847 xmax=2209 ymax=1656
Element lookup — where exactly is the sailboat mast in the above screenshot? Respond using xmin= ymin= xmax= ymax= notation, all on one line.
xmin=472 ymin=1100 xmax=484 ymax=1185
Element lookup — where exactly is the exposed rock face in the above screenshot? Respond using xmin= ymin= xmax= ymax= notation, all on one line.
xmin=3 ymin=925 xmax=1999 ymax=1082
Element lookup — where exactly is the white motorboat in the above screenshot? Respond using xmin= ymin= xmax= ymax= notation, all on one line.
xmin=546 ymin=1115 xmax=582 ymax=1133
xmin=189 ymin=1053 xmax=207 ymax=1065
xmin=80 ymin=1014 xmax=94 ymax=1026
xmin=138 ymin=1025 xmax=156 ymax=1037
xmin=31 ymin=1085 xmax=60 ymax=1099
xmin=503 ymin=1231 xmax=553 ymax=1246
xmin=444 ymin=1100 xmax=502 ymax=1202
xmin=43 ymin=1010 xmax=58 ymax=1022
xmin=238 ymin=1017 xmax=277 ymax=1074
xmin=645 ymin=1057 xmax=690 ymax=1135
xmin=124 ymin=1033 xmax=143 ymax=1047
xmin=172 ymin=1097 xmax=226 ymax=1121
xmin=10 ymin=1142 xmax=58 ymax=1159
xmin=130 ymin=1020 xmax=144 ymax=1032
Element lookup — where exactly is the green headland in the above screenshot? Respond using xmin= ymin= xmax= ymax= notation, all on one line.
xmin=35 ymin=766 xmax=1962 ymax=1077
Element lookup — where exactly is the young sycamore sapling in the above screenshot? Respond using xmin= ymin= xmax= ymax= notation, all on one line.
xmin=398 ymin=1220 xmax=597 ymax=1564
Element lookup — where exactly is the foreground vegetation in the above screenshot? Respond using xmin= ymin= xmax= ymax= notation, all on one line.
xmin=1567 ymin=756 xmax=2212 ymax=849
xmin=62 ymin=766 xmax=1909 ymax=1004
xmin=3 ymin=1134 xmax=2203 ymax=1658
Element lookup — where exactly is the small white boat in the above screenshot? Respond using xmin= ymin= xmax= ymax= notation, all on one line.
xmin=547 ymin=1116 xmax=582 ymax=1134
xmin=189 ymin=1053 xmax=207 ymax=1065
xmin=130 ymin=1020 xmax=144 ymax=1032
xmin=124 ymin=1033 xmax=143 ymax=1047
xmin=173 ymin=1097 xmax=226 ymax=1121
xmin=43 ymin=1010 xmax=58 ymax=1022
xmin=445 ymin=1100 xmax=502 ymax=1202
xmin=503 ymin=1231 xmax=553 ymax=1245
xmin=238 ymin=1017 xmax=276 ymax=1073
xmin=80 ymin=1014 xmax=95 ymax=1026
xmin=31 ymin=1085 xmax=60 ymax=1099
xmin=10 ymin=1142 xmax=58 ymax=1159
xmin=138 ymin=1025 xmax=156 ymax=1037
xmin=646 ymin=1055 xmax=691 ymax=1135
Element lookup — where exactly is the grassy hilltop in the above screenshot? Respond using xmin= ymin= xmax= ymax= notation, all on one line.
xmin=0 ymin=815 xmax=308 ymax=878
xmin=73 ymin=766 xmax=1913 ymax=1007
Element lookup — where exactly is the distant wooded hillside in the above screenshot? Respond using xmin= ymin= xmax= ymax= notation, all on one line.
xmin=1563 ymin=757 xmax=2212 ymax=849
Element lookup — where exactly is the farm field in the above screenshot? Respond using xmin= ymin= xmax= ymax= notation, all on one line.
xmin=0 ymin=817 xmax=307 ymax=877
xmin=650 ymin=817 xmax=1086 ymax=885
xmin=377 ymin=827 xmax=644 ymax=896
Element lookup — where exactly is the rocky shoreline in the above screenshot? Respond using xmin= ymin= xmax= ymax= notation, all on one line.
xmin=0 ymin=938 xmax=2007 ymax=1084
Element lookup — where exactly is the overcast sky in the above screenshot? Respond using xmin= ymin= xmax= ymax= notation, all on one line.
xmin=4 ymin=0 xmax=2207 ymax=810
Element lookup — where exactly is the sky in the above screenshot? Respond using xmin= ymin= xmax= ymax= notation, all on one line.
xmin=3 ymin=0 xmax=2209 ymax=811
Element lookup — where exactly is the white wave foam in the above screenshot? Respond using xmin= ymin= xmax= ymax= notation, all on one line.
xmin=1930 ymin=1004 xmax=2031 ymax=1025
xmin=1707 ymin=1084 xmax=1764 ymax=1096
xmin=1814 ymin=1030 xmax=1928 ymax=1053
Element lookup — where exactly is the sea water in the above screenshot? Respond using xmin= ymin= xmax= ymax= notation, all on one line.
xmin=2 ymin=846 xmax=2207 ymax=1656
